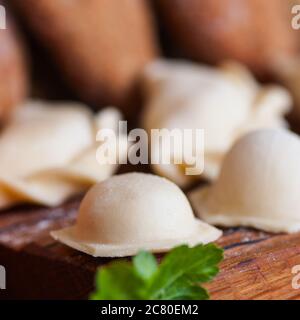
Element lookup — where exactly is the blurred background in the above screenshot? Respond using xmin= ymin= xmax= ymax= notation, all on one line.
xmin=1 ymin=0 xmax=300 ymax=127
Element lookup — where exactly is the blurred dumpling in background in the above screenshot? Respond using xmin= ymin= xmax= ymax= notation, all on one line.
xmin=154 ymin=0 xmax=297 ymax=77
xmin=0 ymin=4 xmax=28 ymax=121
xmin=11 ymin=0 xmax=159 ymax=113
xmin=142 ymin=59 xmax=291 ymax=187
xmin=0 ymin=100 xmax=127 ymax=209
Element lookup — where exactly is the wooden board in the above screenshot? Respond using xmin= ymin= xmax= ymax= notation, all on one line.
xmin=0 ymin=195 xmax=300 ymax=300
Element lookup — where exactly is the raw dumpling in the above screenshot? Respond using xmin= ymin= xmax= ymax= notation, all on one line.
xmin=189 ymin=129 xmax=300 ymax=233
xmin=0 ymin=100 xmax=127 ymax=209
xmin=142 ymin=59 xmax=291 ymax=187
xmin=51 ymin=172 xmax=222 ymax=257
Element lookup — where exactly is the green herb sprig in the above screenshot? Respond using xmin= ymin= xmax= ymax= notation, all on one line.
xmin=90 ymin=243 xmax=223 ymax=300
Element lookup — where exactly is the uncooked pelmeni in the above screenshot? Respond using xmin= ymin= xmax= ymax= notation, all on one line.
xmin=51 ymin=172 xmax=222 ymax=257
xmin=142 ymin=59 xmax=291 ymax=186
xmin=189 ymin=129 xmax=300 ymax=233
xmin=0 ymin=100 xmax=126 ymax=209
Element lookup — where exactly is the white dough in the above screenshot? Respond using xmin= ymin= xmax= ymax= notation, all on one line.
xmin=189 ymin=129 xmax=300 ymax=233
xmin=51 ymin=172 xmax=222 ymax=257
xmin=142 ymin=59 xmax=291 ymax=186
xmin=0 ymin=100 xmax=126 ymax=209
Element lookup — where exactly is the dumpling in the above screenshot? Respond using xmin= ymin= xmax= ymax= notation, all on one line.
xmin=0 ymin=100 xmax=127 ymax=209
xmin=51 ymin=172 xmax=222 ymax=257
xmin=142 ymin=59 xmax=291 ymax=187
xmin=189 ymin=129 xmax=300 ymax=233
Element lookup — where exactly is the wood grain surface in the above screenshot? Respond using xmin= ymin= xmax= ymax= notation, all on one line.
xmin=0 ymin=194 xmax=299 ymax=300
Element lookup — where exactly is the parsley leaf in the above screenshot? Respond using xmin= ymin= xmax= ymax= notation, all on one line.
xmin=148 ymin=244 xmax=223 ymax=299
xmin=133 ymin=251 xmax=158 ymax=281
xmin=90 ymin=244 xmax=223 ymax=300
xmin=90 ymin=261 xmax=143 ymax=300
